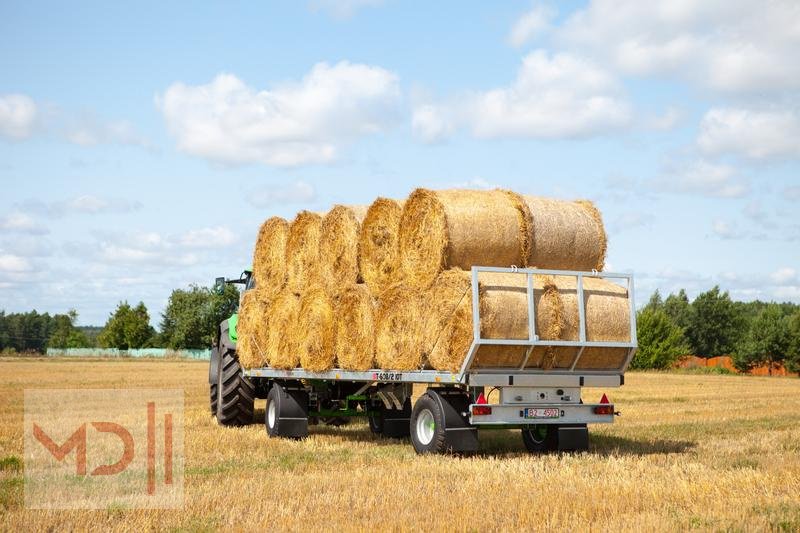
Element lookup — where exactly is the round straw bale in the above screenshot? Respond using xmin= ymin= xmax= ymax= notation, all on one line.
xmin=236 ymin=289 xmax=272 ymax=369
xmin=295 ymin=286 xmax=336 ymax=372
xmin=522 ymin=196 xmax=607 ymax=271
xmin=252 ymin=217 xmax=288 ymax=296
xmin=398 ymin=188 xmax=530 ymax=289
xmin=423 ymin=269 xmax=472 ymax=363
xmin=286 ymin=211 xmax=323 ymax=293
xmin=265 ymin=290 xmax=300 ymax=369
xmin=374 ymin=284 xmax=426 ymax=370
xmin=428 ymin=272 xmax=564 ymax=371
xmin=319 ymin=205 xmax=368 ymax=290
xmin=334 ymin=283 xmax=376 ymax=371
xmin=359 ymin=198 xmax=404 ymax=295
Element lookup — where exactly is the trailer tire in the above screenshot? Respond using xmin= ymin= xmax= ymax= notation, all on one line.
xmin=209 ymin=345 xmax=220 ymax=415
xmin=216 ymin=346 xmax=255 ymax=426
xmin=266 ymin=383 xmax=309 ymax=439
xmin=521 ymin=425 xmax=558 ymax=453
xmin=410 ymin=393 xmax=447 ymax=454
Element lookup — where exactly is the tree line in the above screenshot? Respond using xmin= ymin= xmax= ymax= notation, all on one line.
xmin=0 ymin=283 xmax=239 ymax=353
xmin=634 ymin=286 xmax=800 ymax=373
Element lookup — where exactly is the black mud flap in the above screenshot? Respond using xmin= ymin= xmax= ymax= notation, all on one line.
xmin=381 ymin=398 xmax=412 ymax=438
xmin=430 ymin=389 xmax=479 ymax=453
xmin=557 ymin=425 xmax=589 ymax=451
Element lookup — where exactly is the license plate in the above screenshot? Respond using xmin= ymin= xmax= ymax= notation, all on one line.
xmin=523 ymin=408 xmax=560 ymax=419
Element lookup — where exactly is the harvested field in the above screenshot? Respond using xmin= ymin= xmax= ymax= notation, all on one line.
xmin=2 ymin=358 xmax=799 ymax=531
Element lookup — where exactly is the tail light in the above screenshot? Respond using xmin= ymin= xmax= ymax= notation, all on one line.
xmin=593 ymin=405 xmax=614 ymax=415
xmin=472 ymin=405 xmax=492 ymax=416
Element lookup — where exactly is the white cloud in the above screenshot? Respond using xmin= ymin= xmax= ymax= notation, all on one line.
xmin=508 ymin=4 xmax=556 ymax=47
xmin=698 ymin=107 xmax=800 ymax=160
xmin=248 ymin=181 xmax=317 ymax=208
xmin=158 ymin=62 xmax=402 ymax=167
xmin=771 ymin=267 xmax=797 ymax=285
xmin=0 ymin=94 xmax=37 ymax=140
xmin=64 ymin=115 xmax=150 ymax=148
xmin=0 ymin=254 xmax=30 ymax=272
xmin=178 ymin=227 xmax=237 ymax=248
xmin=19 ymin=195 xmax=142 ymax=217
xmin=712 ymin=219 xmax=745 ymax=240
xmin=656 ymin=160 xmax=748 ymax=198
xmin=414 ymin=50 xmax=631 ymax=142
xmin=0 ymin=212 xmax=49 ymax=234
xmin=557 ymin=0 xmax=800 ymax=94
xmin=411 ymin=105 xmax=454 ymax=144
xmin=308 ymin=0 xmax=383 ymax=19
xmin=785 ymin=186 xmax=800 ymax=201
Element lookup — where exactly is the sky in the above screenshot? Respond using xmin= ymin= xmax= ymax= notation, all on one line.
xmin=1 ymin=0 xmax=799 ymax=326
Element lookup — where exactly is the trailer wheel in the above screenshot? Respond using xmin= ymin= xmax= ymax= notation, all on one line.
xmin=216 ymin=346 xmax=255 ymax=426
xmin=410 ymin=393 xmax=447 ymax=454
xmin=208 ymin=345 xmax=220 ymax=415
xmin=265 ymin=383 xmax=309 ymax=439
xmin=521 ymin=425 xmax=558 ymax=453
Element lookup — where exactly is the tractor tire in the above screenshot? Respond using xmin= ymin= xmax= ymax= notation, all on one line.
xmin=209 ymin=346 xmax=220 ymax=415
xmin=521 ymin=425 xmax=559 ymax=453
xmin=216 ymin=346 xmax=255 ymax=426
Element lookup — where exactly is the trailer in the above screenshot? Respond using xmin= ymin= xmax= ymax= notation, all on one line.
xmin=210 ymin=266 xmax=637 ymax=454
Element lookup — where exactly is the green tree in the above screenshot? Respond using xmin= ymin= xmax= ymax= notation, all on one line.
xmin=734 ymin=304 xmax=792 ymax=374
xmin=686 ymin=286 xmax=744 ymax=358
xmin=643 ymin=290 xmax=664 ymax=313
xmin=160 ymin=284 xmax=239 ymax=349
xmin=47 ymin=310 xmax=90 ymax=349
xmin=785 ymin=310 xmax=800 ymax=374
xmin=98 ymin=301 xmax=156 ymax=350
xmin=664 ymin=289 xmax=691 ymax=330
xmin=630 ymin=307 xmax=690 ymax=369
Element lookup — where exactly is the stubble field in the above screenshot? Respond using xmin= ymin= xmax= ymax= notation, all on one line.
xmin=1 ymin=358 xmax=799 ymax=531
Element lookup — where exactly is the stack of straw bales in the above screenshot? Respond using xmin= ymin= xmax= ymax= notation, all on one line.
xmin=239 ymin=187 xmax=628 ymax=373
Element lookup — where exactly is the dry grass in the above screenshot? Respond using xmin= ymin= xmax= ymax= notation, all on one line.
xmin=4 ymin=360 xmax=799 ymax=532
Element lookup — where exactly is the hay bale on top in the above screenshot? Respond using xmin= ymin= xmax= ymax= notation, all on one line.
xmin=359 ymin=198 xmax=404 ymax=296
xmin=295 ymin=286 xmax=336 ymax=372
xmin=319 ymin=205 xmax=368 ymax=290
xmin=252 ymin=217 xmax=288 ymax=295
xmin=522 ymin=196 xmax=607 ymax=271
xmin=236 ymin=289 xmax=272 ymax=369
xmin=265 ymin=290 xmax=300 ymax=369
xmin=334 ymin=284 xmax=376 ymax=371
xmin=398 ymin=188 xmax=529 ymax=289
xmin=286 ymin=210 xmax=323 ymax=293
xmin=375 ymin=284 xmax=426 ymax=370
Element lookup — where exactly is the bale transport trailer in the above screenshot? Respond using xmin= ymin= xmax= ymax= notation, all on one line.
xmin=210 ymin=266 xmax=637 ymax=454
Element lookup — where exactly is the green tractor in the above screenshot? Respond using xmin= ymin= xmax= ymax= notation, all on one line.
xmin=209 ymin=269 xmax=260 ymax=426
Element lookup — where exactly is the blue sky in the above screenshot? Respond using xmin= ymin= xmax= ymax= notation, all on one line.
xmin=1 ymin=0 xmax=799 ymax=326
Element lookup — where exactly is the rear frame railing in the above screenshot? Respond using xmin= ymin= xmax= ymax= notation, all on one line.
xmin=458 ymin=266 xmax=638 ymax=379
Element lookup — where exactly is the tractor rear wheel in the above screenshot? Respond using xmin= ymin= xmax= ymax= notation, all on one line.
xmin=216 ymin=345 xmax=255 ymax=426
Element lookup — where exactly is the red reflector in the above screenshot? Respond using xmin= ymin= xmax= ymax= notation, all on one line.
xmin=600 ymin=393 xmax=609 ymax=404
xmin=472 ymin=405 xmax=492 ymax=416
xmin=593 ymin=405 xmax=614 ymax=415
xmin=476 ymin=392 xmax=487 ymax=404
